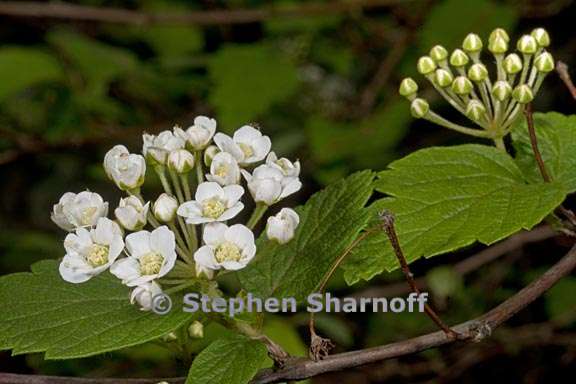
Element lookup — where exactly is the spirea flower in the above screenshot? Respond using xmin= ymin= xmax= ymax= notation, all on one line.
xmin=115 ymin=196 xmax=149 ymax=231
xmin=110 ymin=226 xmax=177 ymax=287
xmin=194 ymin=223 xmax=256 ymax=271
xmin=174 ymin=116 xmax=217 ymax=151
xmin=214 ymin=125 xmax=271 ymax=165
xmin=142 ymin=130 xmax=185 ymax=165
xmin=241 ymin=164 xmax=301 ymax=206
xmin=130 ymin=281 xmax=163 ymax=311
xmin=51 ymin=191 xmax=109 ymax=231
xmin=205 ymin=151 xmax=241 ymax=186
xmin=59 ymin=218 xmax=124 ymax=283
xmin=266 ymin=208 xmax=299 ymax=244
xmin=153 ymin=193 xmax=178 ymax=223
xmin=177 ymin=182 xmax=244 ymax=224
xmin=104 ymin=145 xmax=146 ymax=191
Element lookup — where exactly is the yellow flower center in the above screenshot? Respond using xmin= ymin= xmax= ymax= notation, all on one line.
xmin=238 ymin=143 xmax=254 ymax=158
xmin=86 ymin=244 xmax=109 ymax=267
xmin=202 ymin=198 xmax=226 ymax=219
xmin=214 ymin=242 xmax=242 ymax=263
xmin=140 ymin=252 xmax=164 ymax=275
xmin=215 ymin=163 xmax=229 ymax=178
xmin=81 ymin=207 xmax=97 ymax=225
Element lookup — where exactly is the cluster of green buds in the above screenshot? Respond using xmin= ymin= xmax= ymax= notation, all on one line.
xmin=399 ymin=27 xmax=554 ymax=149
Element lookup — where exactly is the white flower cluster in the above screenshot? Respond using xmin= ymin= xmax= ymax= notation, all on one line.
xmin=51 ymin=117 xmax=301 ymax=311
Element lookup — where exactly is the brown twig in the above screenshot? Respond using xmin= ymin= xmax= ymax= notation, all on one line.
xmin=556 ymin=61 xmax=576 ymax=101
xmin=0 ymin=0 xmax=413 ymax=26
xmin=379 ymin=211 xmax=459 ymax=338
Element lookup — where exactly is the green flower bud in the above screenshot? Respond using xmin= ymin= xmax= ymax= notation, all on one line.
xmin=463 ymin=33 xmax=483 ymax=53
xmin=167 ymin=149 xmax=195 ymax=173
xmin=492 ymin=80 xmax=512 ymax=101
xmin=410 ymin=98 xmax=430 ymax=118
xmin=188 ymin=321 xmax=204 ymax=338
xmin=399 ymin=77 xmax=419 ymax=97
xmin=512 ymin=84 xmax=534 ymax=104
xmin=534 ymin=51 xmax=554 ymax=73
xmin=417 ymin=56 xmax=437 ymax=75
xmin=451 ymin=76 xmax=473 ymax=95
xmin=468 ymin=63 xmax=488 ymax=82
xmin=517 ymin=35 xmax=538 ymax=54
xmin=531 ymin=28 xmax=550 ymax=47
xmin=488 ymin=36 xmax=508 ymax=54
xmin=430 ymin=45 xmax=448 ymax=62
xmin=449 ymin=49 xmax=470 ymax=67
xmin=503 ymin=53 xmax=523 ymax=74
xmin=434 ymin=69 xmax=453 ymax=88
xmin=489 ymin=28 xmax=510 ymax=43
xmin=466 ymin=100 xmax=486 ymax=121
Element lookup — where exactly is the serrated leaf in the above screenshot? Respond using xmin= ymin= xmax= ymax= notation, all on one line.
xmin=208 ymin=43 xmax=299 ymax=131
xmin=0 ymin=260 xmax=191 ymax=359
xmin=342 ymin=144 xmax=566 ymax=285
xmin=238 ymin=171 xmax=374 ymax=302
xmin=512 ymin=112 xmax=576 ymax=192
xmin=185 ymin=334 xmax=267 ymax=384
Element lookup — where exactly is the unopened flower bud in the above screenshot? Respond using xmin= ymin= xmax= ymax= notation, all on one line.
xmin=188 ymin=321 xmax=204 ymax=338
xmin=451 ymin=76 xmax=473 ymax=95
xmin=462 ymin=33 xmax=482 ymax=53
xmin=115 ymin=196 xmax=148 ymax=231
xmin=512 ymin=84 xmax=534 ymax=104
xmin=503 ymin=53 xmax=523 ymax=74
xmin=399 ymin=77 xmax=419 ymax=98
xmin=449 ymin=49 xmax=469 ymax=67
xmin=489 ymin=28 xmax=509 ymax=43
xmin=468 ymin=63 xmax=488 ymax=82
xmin=488 ymin=36 xmax=508 ymax=54
xmin=434 ymin=69 xmax=453 ymax=87
xmin=534 ymin=51 xmax=554 ymax=73
xmin=517 ymin=35 xmax=538 ymax=54
xmin=466 ymin=100 xmax=486 ymax=121
xmin=531 ymin=28 xmax=550 ymax=47
xmin=204 ymin=145 xmax=220 ymax=167
xmin=417 ymin=56 xmax=436 ymax=75
xmin=167 ymin=149 xmax=195 ymax=173
xmin=492 ymin=80 xmax=512 ymax=101
xmin=153 ymin=193 xmax=178 ymax=222
xmin=410 ymin=98 xmax=429 ymax=118
xmin=430 ymin=45 xmax=448 ymax=62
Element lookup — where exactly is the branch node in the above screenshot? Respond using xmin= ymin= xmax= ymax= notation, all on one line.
xmin=309 ymin=328 xmax=335 ymax=362
xmin=468 ymin=321 xmax=493 ymax=342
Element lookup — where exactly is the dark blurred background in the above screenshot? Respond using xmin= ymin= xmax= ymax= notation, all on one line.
xmin=0 ymin=0 xmax=575 ymax=382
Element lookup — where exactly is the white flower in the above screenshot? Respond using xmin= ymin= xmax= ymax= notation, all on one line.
xmin=205 ymin=152 xmax=241 ymax=186
xmin=103 ymin=145 xmax=146 ymax=191
xmin=167 ymin=149 xmax=195 ymax=173
xmin=51 ymin=191 xmax=109 ymax=231
xmin=110 ymin=226 xmax=177 ymax=287
xmin=142 ymin=130 xmax=185 ymax=164
xmin=115 ymin=196 xmax=149 ymax=231
xmin=177 ymin=182 xmax=244 ymax=224
xmin=59 ymin=217 xmax=124 ymax=283
xmin=153 ymin=193 xmax=179 ymax=222
xmin=195 ymin=263 xmax=214 ymax=280
xmin=174 ymin=116 xmax=217 ymax=151
xmin=194 ymin=223 xmax=256 ymax=271
xmin=266 ymin=152 xmax=300 ymax=178
xmin=130 ymin=281 xmax=163 ymax=311
xmin=213 ymin=125 xmax=271 ymax=165
xmin=266 ymin=208 xmax=300 ymax=244
xmin=241 ymin=165 xmax=302 ymax=205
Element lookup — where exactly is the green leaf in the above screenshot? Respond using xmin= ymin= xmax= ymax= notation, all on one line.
xmin=512 ymin=112 xmax=576 ymax=192
xmin=0 ymin=47 xmax=63 ymax=101
xmin=185 ymin=334 xmax=267 ymax=384
xmin=342 ymin=144 xmax=566 ymax=285
xmin=420 ymin=0 xmax=517 ymax=50
xmin=239 ymin=171 xmax=374 ymax=302
xmin=0 ymin=260 xmax=191 ymax=359
xmin=208 ymin=43 xmax=299 ymax=131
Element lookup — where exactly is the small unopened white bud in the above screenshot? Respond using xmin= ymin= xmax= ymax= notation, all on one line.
xmin=488 ymin=36 xmax=508 ymax=54
xmin=463 ymin=33 xmax=483 ymax=53
xmin=410 ymin=98 xmax=429 ymax=118
xmin=188 ymin=321 xmax=204 ymax=338
xmin=503 ymin=53 xmax=523 ymax=74
xmin=449 ymin=49 xmax=469 ymax=67
xmin=153 ymin=193 xmax=178 ymax=222
xmin=417 ymin=56 xmax=436 ymax=75
xmin=512 ymin=84 xmax=534 ymax=104
xmin=451 ymin=76 xmax=473 ymax=95
xmin=167 ymin=149 xmax=195 ymax=173
xmin=531 ymin=28 xmax=550 ymax=47
xmin=534 ymin=51 xmax=554 ymax=73
xmin=517 ymin=35 xmax=538 ymax=54
xmin=203 ymin=145 xmax=220 ymax=167
xmin=430 ymin=45 xmax=448 ymax=62
xmin=399 ymin=77 xmax=419 ymax=98
xmin=489 ymin=28 xmax=510 ymax=43
xmin=434 ymin=69 xmax=453 ymax=88
xmin=492 ymin=81 xmax=512 ymax=101
xmin=466 ymin=100 xmax=486 ymax=121
xmin=468 ymin=63 xmax=488 ymax=82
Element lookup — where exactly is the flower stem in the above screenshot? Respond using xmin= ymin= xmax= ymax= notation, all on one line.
xmin=154 ymin=165 xmax=173 ymax=195
xmin=426 ymin=111 xmax=491 ymax=138
xmin=168 ymin=221 xmax=193 ymax=264
xmin=181 ymin=174 xmax=193 ymax=201
xmin=195 ymin=151 xmax=204 ymax=185
xmin=247 ymin=203 xmax=268 ymax=230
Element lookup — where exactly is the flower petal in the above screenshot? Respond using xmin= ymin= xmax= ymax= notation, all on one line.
xmin=194 ymin=246 xmax=219 ymax=270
